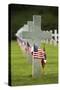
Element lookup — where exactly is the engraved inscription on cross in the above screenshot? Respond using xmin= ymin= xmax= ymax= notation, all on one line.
xmin=22 ymin=15 xmax=51 ymax=47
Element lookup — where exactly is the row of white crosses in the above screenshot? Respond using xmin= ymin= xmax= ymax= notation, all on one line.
xmin=16 ymin=15 xmax=52 ymax=78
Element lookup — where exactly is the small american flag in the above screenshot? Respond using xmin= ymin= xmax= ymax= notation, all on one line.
xmin=33 ymin=49 xmax=45 ymax=59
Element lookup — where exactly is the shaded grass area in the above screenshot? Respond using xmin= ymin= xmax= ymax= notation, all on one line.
xmin=11 ymin=41 xmax=58 ymax=86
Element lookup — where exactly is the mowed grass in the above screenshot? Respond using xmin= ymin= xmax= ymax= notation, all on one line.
xmin=11 ymin=41 xmax=58 ymax=86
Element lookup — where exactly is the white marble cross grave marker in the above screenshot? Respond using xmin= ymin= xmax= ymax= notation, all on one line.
xmin=16 ymin=15 xmax=52 ymax=78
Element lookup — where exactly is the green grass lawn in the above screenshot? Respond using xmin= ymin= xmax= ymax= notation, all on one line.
xmin=11 ymin=41 xmax=58 ymax=86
